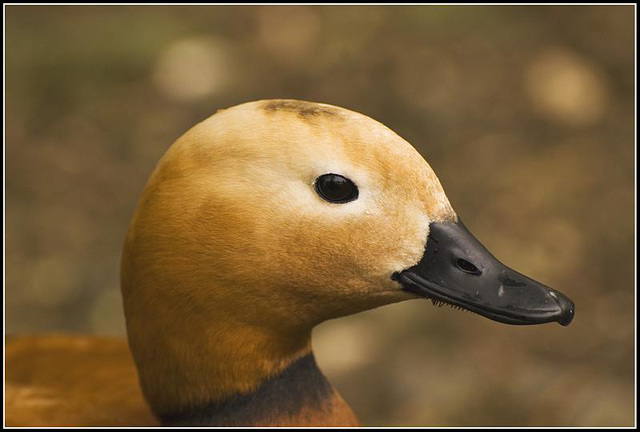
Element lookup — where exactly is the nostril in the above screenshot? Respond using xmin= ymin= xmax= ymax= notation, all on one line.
xmin=455 ymin=258 xmax=482 ymax=275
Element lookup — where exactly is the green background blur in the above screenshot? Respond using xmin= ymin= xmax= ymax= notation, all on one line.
xmin=5 ymin=5 xmax=635 ymax=427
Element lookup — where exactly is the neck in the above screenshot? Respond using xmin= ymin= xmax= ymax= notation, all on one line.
xmin=127 ymin=311 xmax=359 ymax=426
xmin=158 ymin=353 xmax=359 ymax=426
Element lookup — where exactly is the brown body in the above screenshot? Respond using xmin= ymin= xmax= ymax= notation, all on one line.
xmin=5 ymin=336 xmax=158 ymax=427
xmin=5 ymin=335 xmax=359 ymax=427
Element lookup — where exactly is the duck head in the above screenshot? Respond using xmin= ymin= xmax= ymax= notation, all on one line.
xmin=121 ymin=99 xmax=574 ymax=420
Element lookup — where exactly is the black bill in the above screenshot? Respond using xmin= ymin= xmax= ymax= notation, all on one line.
xmin=393 ymin=220 xmax=575 ymax=326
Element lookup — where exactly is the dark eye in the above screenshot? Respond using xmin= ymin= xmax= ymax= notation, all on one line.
xmin=314 ymin=174 xmax=359 ymax=204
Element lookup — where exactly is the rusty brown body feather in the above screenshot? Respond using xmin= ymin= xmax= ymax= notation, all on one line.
xmin=5 ymin=336 xmax=158 ymax=427
xmin=5 ymin=336 xmax=358 ymax=426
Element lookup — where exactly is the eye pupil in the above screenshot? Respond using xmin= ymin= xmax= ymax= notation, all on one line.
xmin=315 ymin=174 xmax=358 ymax=203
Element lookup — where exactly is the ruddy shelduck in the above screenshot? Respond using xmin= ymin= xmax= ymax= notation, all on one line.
xmin=5 ymin=100 xmax=574 ymax=426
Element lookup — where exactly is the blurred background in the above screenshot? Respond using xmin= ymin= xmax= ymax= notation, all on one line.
xmin=5 ymin=5 xmax=635 ymax=427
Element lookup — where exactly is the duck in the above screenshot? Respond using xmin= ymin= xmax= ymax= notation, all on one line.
xmin=5 ymin=99 xmax=575 ymax=427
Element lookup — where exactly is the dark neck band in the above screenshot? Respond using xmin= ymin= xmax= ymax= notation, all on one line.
xmin=159 ymin=353 xmax=333 ymax=426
